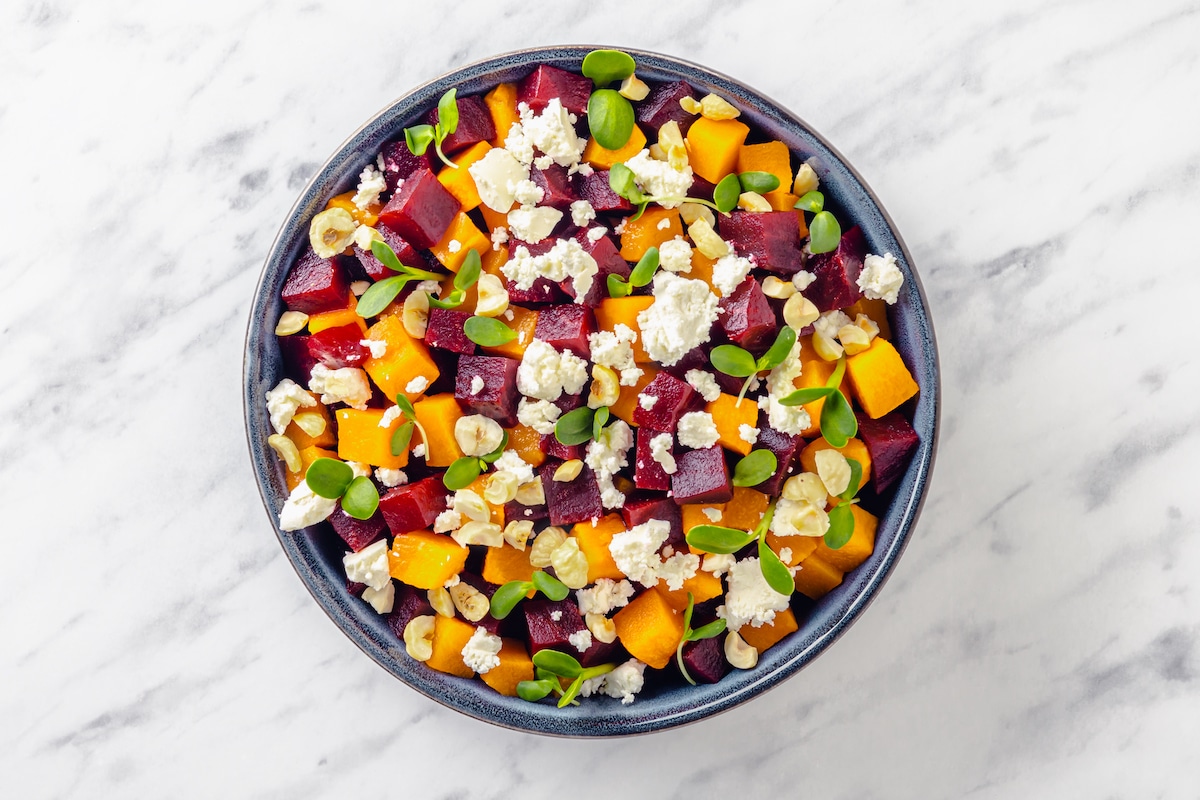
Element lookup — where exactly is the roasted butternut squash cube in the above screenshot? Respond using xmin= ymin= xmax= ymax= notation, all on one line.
xmin=705 ymin=392 xmax=760 ymax=456
xmin=619 ymin=206 xmax=682 ymax=263
xmin=307 ymin=303 xmax=367 ymax=336
xmin=326 ymin=190 xmax=379 ymax=227
xmin=335 ymin=408 xmax=409 ymax=469
xmin=480 ymin=305 xmax=538 ymax=360
xmin=846 ymin=338 xmax=919 ymax=419
xmin=484 ymin=83 xmax=520 ymax=147
xmin=739 ymin=607 xmax=798 ymax=653
xmin=364 ymin=315 xmax=440 ymax=404
xmin=482 ymin=544 xmax=535 ymax=586
xmin=572 ymin=513 xmax=627 ymax=583
xmin=480 ymin=639 xmax=534 ymax=696
xmin=813 ymin=504 xmax=877 ymax=572
xmin=437 ymin=141 xmax=492 ymax=212
xmin=799 ymin=437 xmax=872 ymax=494
xmin=613 ymin=586 xmax=684 ymax=669
xmin=685 ymin=116 xmax=750 ymax=183
xmin=795 ymin=357 xmax=853 ymax=437
xmin=412 ymin=393 xmax=465 ymax=467
xmin=846 ymin=296 xmax=892 ymax=340
xmin=505 ymin=424 xmax=547 ymax=468
xmin=720 ymin=487 xmax=769 ymax=531
xmin=736 ymin=141 xmax=792 ymax=208
xmin=426 ymin=614 xmax=476 ymax=678
xmin=430 ymin=212 xmax=491 ymax=272
xmin=284 ymin=393 xmax=335 ymax=450
xmin=388 ymin=530 xmax=469 ymax=590
xmin=595 ymin=296 xmax=655 ymax=364
xmin=764 ymin=533 xmax=819 ymax=567
xmin=793 ymin=552 xmax=844 ymax=600
xmin=582 ymin=123 xmax=647 ymax=170
xmin=682 ymin=503 xmax=725 ymax=537
xmin=656 ymin=569 xmax=723 ymax=612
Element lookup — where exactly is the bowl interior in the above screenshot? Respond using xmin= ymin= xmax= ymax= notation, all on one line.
xmin=243 ymin=46 xmax=939 ymax=737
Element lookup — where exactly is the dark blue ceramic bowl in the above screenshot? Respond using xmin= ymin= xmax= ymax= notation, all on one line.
xmin=244 ymin=46 xmax=939 ymax=737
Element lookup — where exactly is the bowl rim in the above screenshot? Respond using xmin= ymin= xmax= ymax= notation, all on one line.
xmin=243 ymin=44 xmax=940 ymax=737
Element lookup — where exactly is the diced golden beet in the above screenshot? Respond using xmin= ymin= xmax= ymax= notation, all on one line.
xmin=430 ymin=212 xmax=490 ymax=272
xmin=505 ymin=424 xmax=547 ymax=468
xmin=846 ymin=297 xmax=892 ymax=340
xmin=720 ymin=487 xmax=770 ymax=531
xmin=610 ymin=366 xmax=659 ymax=425
xmin=467 ymin=474 xmax=506 ymax=527
xmin=426 ymin=614 xmax=477 ymax=678
xmin=767 ymin=192 xmax=799 ymax=212
xmin=284 ymin=393 xmax=335 ymax=449
xmin=764 ymin=532 xmax=819 ymax=567
xmin=482 ymin=544 xmax=535 ymax=586
xmin=689 ymin=251 xmax=717 ymax=290
xmin=796 ymin=334 xmax=820 ymax=363
xmin=326 ymin=190 xmax=379 ymax=227
xmin=437 ymin=141 xmax=492 ymax=211
xmin=336 ymin=408 xmax=409 ymax=469
xmin=480 ymin=243 xmax=509 ymax=278
xmin=582 ymin=123 xmax=647 ymax=170
xmin=388 ymin=530 xmax=469 ymax=590
xmin=793 ymin=552 xmax=844 ymax=599
xmin=799 ymin=437 xmax=872 ymax=493
xmin=480 ymin=639 xmax=534 ymax=696
xmin=739 ymin=607 xmax=798 ymax=653
xmin=613 ymin=587 xmax=685 ymax=669
xmin=412 ymin=393 xmax=465 ymax=467
xmin=480 ymin=305 xmax=538 ymax=360
xmin=479 ymin=202 xmax=511 ymax=235
xmin=286 ymin=445 xmax=339 ymax=491
xmin=813 ymin=504 xmax=877 ymax=572
xmin=656 ymin=569 xmax=723 ymax=612
xmin=682 ymin=503 xmax=725 ymax=536
xmin=307 ymin=304 xmax=367 ymax=336
xmin=736 ymin=141 xmax=792 ymax=207
xmin=685 ymin=116 xmax=750 ymax=183
xmin=705 ymin=392 xmax=760 ymax=456
xmin=572 ymin=513 xmax=627 ymax=583
xmin=595 ymin=296 xmax=655 ymax=364
xmin=846 ymin=338 xmax=919 ymax=419
xmin=619 ymin=206 xmax=682 ymax=263
xmin=484 ymin=83 xmax=520 ymax=147
xmin=364 ymin=315 xmax=440 ymax=403
xmin=795 ymin=358 xmax=852 ymax=437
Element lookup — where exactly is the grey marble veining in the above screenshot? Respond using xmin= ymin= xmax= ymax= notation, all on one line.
xmin=2 ymin=0 xmax=1198 ymax=796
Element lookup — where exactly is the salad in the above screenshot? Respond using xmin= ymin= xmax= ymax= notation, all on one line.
xmin=264 ymin=49 xmax=920 ymax=707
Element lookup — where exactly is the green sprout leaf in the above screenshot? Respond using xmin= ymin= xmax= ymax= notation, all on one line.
xmin=629 ymin=247 xmax=659 ymax=287
xmin=841 ymin=458 xmax=864 ymax=502
xmin=404 ymin=124 xmax=436 ymax=156
xmin=777 ymin=387 xmax=834 ymax=406
xmin=809 ymin=210 xmax=842 ymax=254
xmin=581 ymin=49 xmax=637 ymax=86
xmin=592 ymin=405 xmax=610 ymax=442
xmin=304 ymin=458 xmax=354 ymax=499
xmin=756 ymin=326 xmax=797 ymax=372
xmin=710 ymin=344 xmax=758 ymax=378
xmin=713 ymin=173 xmax=742 ymax=213
xmin=732 ymin=449 xmax=778 ymax=488
xmin=608 ymin=162 xmax=646 ymax=205
xmin=341 ymin=476 xmax=380 ymax=520
xmin=516 ymin=679 xmax=556 ymax=702
xmin=427 ymin=290 xmax=466 ymax=310
xmin=758 ymin=537 xmax=795 ymax=595
xmin=587 ymin=89 xmax=636 ymax=151
xmin=394 ymin=394 xmax=416 ymax=418
xmin=463 ymin=316 xmax=517 ymax=347
xmin=370 ymin=239 xmax=404 ymax=272
xmin=690 ymin=619 xmax=727 ymax=641
xmin=794 ymin=190 xmax=824 ymax=214
xmin=607 ymin=273 xmax=632 ymax=298
xmin=676 ymin=592 xmax=730 ymax=686
xmin=479 ymin=431 xmax=509 ymax=464
xmin=532 ymin=649 xmax=583 ymax=679
xmin=390 ymin=421 xmax=415 ymax=457
xmin=453 ymin=249 xmax=482 ymax=291
xmin=685 ymin=525 xmax=757 ymax=555
xmin=824 ymin=503 xmax=855 ymax=550
xmin=739 ymin=171 xmax=781 ymax=194
xmin=820 ymin=389 xmax=858 ymax=448
xmin=531 ymin=570 xmax=569 ymax=602
xmin=558 ymin=676 xmax=585 ymax=708
xmin=555 ymin=406 xmax=595 ymax=446
xmin=355 ymin=276 xmax=409 ymax=318
xmin=490 ymin=580 xmax=533 ymax=620
xmin=437 ymin=88 xmax=459 ymax=136
xmin=443 ymin=456 xmax=482 ymax=490
xmin=826 ymin=356 xmax=847 ymax=390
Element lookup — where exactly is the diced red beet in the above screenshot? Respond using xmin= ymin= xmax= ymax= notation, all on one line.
xmin=509 ymin=236 xmax=555 ymax=257
xmin=541 ymin=463 xmax=604 ymax=526
xmin=671 ymin=447 xmax=732 ymax=505
xmin=689 ymin=174 xmax=717 ymax=203
xmin=634 ymin=427 xmax=672 ymax=491
xmin=504 ymin=499 xmax=548 ymax=524
xmin=681 ymin=636 xmax=730 ymax=684
xmin=282 ymin=249 xmax=350 ymax=314
xmin=347 ymin=580 xmax=367 ymax=598
xmin=523 ymin=598 xmax=622 ymax=667
xmin=754 ymin=423 xmax=805 ymax=495
xmin=855 ymin=410 xmax=919 ymax=493
xmin=806 ymin=226 xmax=867 ymax=312
xmin=718 ymin=278 xmax=778 ymax=354
xmin=278 ymin=334 xmax=319 ymax=382
xmin=551 ymin=390 xmax=586 ymax=415
xmin=329 ymin=506 xmax=387 ymax=552
xmin=636 ymin=80 xmax=697 ymax=134
xmin=353 ymin=225 xmax=421 ymax=281
xmin=425 ymin=307 xmax=475 ymax=356
xmin=621 ymin=495 xmax=684 ymax=551
xmin=531 ymin=164 xmax=580 ymax=210
xmin=633 ymin=372 xmax=698 ymax=432
xmin=506 ymin=276 xmax=568 ymax=305
xmin=566 ymin=231 xmax=630 ymax=307
xmin=379 ymin=476 xmax=450 ymax=535
xmin=454 ymin=354 xmax=520 ymax=426
xmin=306 ymin=323 xmax=369 ymax=369
xmin=541 ymin=433 xmax=584 ymax=462
xmin=575 ymin=169 xmax=634 ymax=213
xmin=386 ymin=584 xmax=435 ymax=640
xmin=534 ymin=304 xmax=596 ymax=358
xmin=662 ymin=346 xmax=713 ymax=384
xmin=377 ymin=168 xmax=461 ymax=249
xmin=423 ymin=94 xmax=496 ymax=155
xmin=518 ymin=65 xmax=592 ymax=115
xmin=379 ymin=140 xmax=433 ymax=191
xmin=721 ymin=211 xmax=807 ymax=275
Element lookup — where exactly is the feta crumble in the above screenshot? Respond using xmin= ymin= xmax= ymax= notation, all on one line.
xmin=491 ymin=226 xmax=509 ymax=249
xmin=491 ymin=450 xmax=535 ymax=486
xmin=405 ymin=375 xmax=429 ymax=394
xmin=761 ymin=340 xmax=811 ymax=435
xmin=638 ymin=394 xmax=658 ymax=410
xmin=718 ymin=557 xmax=791 ymax=631
xmin=434 ymin=509 xmax=463 ymax=533
xmin=701 ymin=552 xmax=735 ymax=576
xmin=600 ymin=659 xmax=646 ymax=704
xmin=657 ymin=236 xmax=693 ymax=273
xmin=624 ymin=149 xmax=694 ymax=207
xmin=352 ymin=164 xmax=387 ymax=210
xmin=586 ymin=226 xmax=608 ymax=242
xmin=588 ymin=323 xmax=643 ymax=386
xmin=609 ymin=519 xmax=670 ymax=586
xmin=656 ymin=552 xmax=700 ymax=591
xmin=550 ymin=610 xmax=563 ymax=621
xmin=568 ymin=629 xmax=593 ymax=653
xmin=501 ymin=239 xmax=599 ymax=303
xmin=684 ymin=369 xmax=721 ymax=402
xmin=702 ymin=507 xmax=723 ymax=523
xmin=309 ymin=365 xmax=371 ymax=410
xmin=792 ymin=270 xmax=816 ymax=291
xmin=447 ymin=239 xmax=462 ymax=253
xmin=585 ymin=420 xmax=634 ymax=509
xmin=468 ymin=147 xmax=529 ymax=212
xmin=576 ymin=579 xmax=635 ymax=615
xmin=374 ymin=467 xmax=407 ymax=487
xmin=512 ymin=179 xmax=545 ymax=206
xmin=677 ymin=411 xmax=719 ymax=449
xmin=507 ymin=205 xmax=563 ymax=244
xmin=570 ymin=199 xmax=597 ymax=228
xmin=637 ymin=272 xmax=720 ymax=366
xmin=517 ymin=397 xmax=562 ymax=434
xmin=517 ymin=339 xmax=588 ymax=401
xmin=649 ymin=432 xmax=677 ymax=474
xmin=738 ymin=423 xmax=760 ymax=446
xmin=342 ymin=540 xmax=391 ymax=591
xmin=506 ymin=99 xmax=587 ymax=169
xmin=361 ymin=338 xmax=387 ymax=359
xmin=858 ymin=252 xmax=904 ymax=304
xmin=711 ymin=252 xmax=755 ymax=296
xmin=362 ymin=581 xmax=394 ymax=614
xmin=265 ymin=378 xmax=317 ymax=435
xmin=378 ymin=405 xmax=401 ymax=428
xmin=461 ymin=627 xmax=503 ymax=674
xmin=278 ymin=480 xmax=337 ymax=531
xmin=469 ymin=375 xmax=485 ymax=395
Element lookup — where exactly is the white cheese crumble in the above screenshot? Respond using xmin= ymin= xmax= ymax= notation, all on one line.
xmin=649 ymin=432 xmax=677 ymax=474
xmin=813 ymin=310 xmax=853 ymax=341
xmin=570 ymin=199 xmax=597 ymax=227
xmin=568 ymin=629 xmax=593 ymax=653
xmin=278 ymin=480 xmax=338 ymax=531
xmin=792 ymin=270 xmax=816 ymax=291
xmin=601 ymin=659 xmax=646 ymax=704
xmin=517 ymin=397 xmax=562 ymax=434
xmin=656 ymin=552 xmax=700 ymax=591
xmin=738 ymin=424 xmax=760 ymax=446
xmin=492 ymin=450 xmax=535 ymax=486
xmin=361 ymin=338 xmax=388 ymax=359
xmin=512 ymin=179 xmax=545 ymax=207
xmin=701 ymin=552 xmax=735 ymax=576
xmin=677 ymin=411 xmax=719 ymax=449
xmin=491 ymin=226 xmax=509 ymax=249
xmin=585 ymin=420 xmax=634 ymax=509
xmin=608 ymin=519 xmax=670 ymax=586
xmin=624 ymin=149 xmax=694 ymax=207
xmin=352 ymin=164 xmax=387 ymax=210
xmin=702 ymin=507 xmax=723 ymax=522
xmin=468 ymin=147 xmax=529 ymax=212
xmin=575 ymin=578 xmax=635 ymax=615
xmin=588 ymin=323 xmax=643 ymax=386
xmin=447 ymin=239 xmax=462 ymax=254
xmin=469 ymin=375 xmax=485 ymax=395
xmin=434 ymin=509 xmax=463 ymax=533
xmin=507 ymin=205 xmax=563 ymax=244
xmin=506 ymin=99 xmax=587 ymax=169
xmin=501 ymin=239 xmax=599 ymax=303
xmin=778 ymin=547 xmax=793 ymax=564
xmin=362 ymin=581 xmax=394 ymax=614
xmin=550 ymin=610 xmax=563 ymax=621
xmin=266 ymin=378 xmax=317 ymax=435
xmin=684 ymin=369 xmax=721 ymax=403
xmin=343 ymin=540 xmax=391 ymax=591
xmin=309 ymin=365 xmax=371 ymax=410
xmin=711 ymin=253 xmax=755 ymax=296
xmin=405 ymin=375 xmax=429 ymax=395
xmin=657 ymin=236 xmax=693 ymax=273
xmin=374 ymin=467 xmax=407 ymax=487
xmin=517 ymin=339 xmax=589 ymax=401
xmin=638 ymin=394 xmax=658 ymax=410
xmin=412 ymin=443 xmax=426 ymax=458
xmin=762 ymin=340 xmax=811 ymax=435
xmin=586 ymin=226 xmax=608 ymax=242
xmin=637 ymin=272 xmax=720 ymax=366
xmin=461 ymin=626 xmax=503 ymax=674
xmin=656 ymin=217 xmax=671 ymax=230
xmin=718 ymin=557 xmax=791 ymax=631
xmin=858 ymin=252 xmax=904 ymax=304
xmin=378 ymin=405 xmax=401 ymax=428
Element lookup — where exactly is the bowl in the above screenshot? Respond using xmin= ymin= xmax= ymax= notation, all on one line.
xmin=243 ymin=45 xmax=939 ymax=737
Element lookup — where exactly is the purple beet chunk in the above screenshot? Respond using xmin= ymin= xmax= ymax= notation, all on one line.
xmin=424 ymin=94 xmax=496 ymax=155
xmin=347 ymin=580 xmax=367 ymax=598
xmin=507 ymin=276 xmax=567 ymax=305
xmin=719 ymin=278 xmax=778 ymax=354
xmin=541 ymin=463 xmax=604 ymax=527
xmin=455 ymin=354 xmax=519 ymax=426
xmin=636 ymin=80 xmax=697 ymax=134
xmin=379 ymin=476 xmax=450 ymax=535
xmin=306 ymin=323 xmax=369 ymax=369
xmin=566 ymin=231 xmax=630 ymax=307
xmin=282 ymin=249 xmax=350 ymax=314
xmin=721 ymin=211 xmax=807 ymax=275
xmin=671 ymin=447 xmax=732 ymax=505
xmin=534 ymin=304 xmax=596 ymax=358
xmin=681 ymin=636 xmax=730 ymax=684
xmin=379 ymin=140 xmax=433 ymax=191
xmin=504 ymin=499 xmax=548 ymax=524
xmin=329 ymin=506 xmax=387 ymax=552
xmin=754 ymin=424 xmax=805 ymax=495
xmin=621 ymin=495 xmax=684 ymax=551
xmin=353 ymin=225 xmax=421 ymax=281
xmin=386 ymin=584 xmax=435 ymax=640
xmin=662 ymin=345 xmax=714 ymax=385
xmin=279 ymin=334 xmax=319 ymax=382
xmin=855 ymin=410 xmax=919 ymax=493
xmin=377 ymin=167 xmax=461 ymax=249
xmin=531 ymin=164 xmax=581 ymax=209
xmin=509 ymin=236 xmax=555 ymax=257
xmin=633 ymin=372 xmax=698 ymax=432
xmin=689 ymin=174 xmax=717 ymax=203
xmin=552 ymin=389 xmax=586 ymax=415
xmin=523 ymin=598 xmax=621 ymax=667
xmin=425 ymin=307 xmax=475 ymax=356
xmin=518 ymin=65 xmax=592 ymax=115
xmin=575 ymin=169 xmax=634 ymax=213
xmin=806 ymin=226 xmax=867 ymax=312
xmin=634 ymin=427 xmax=672 ymax=491
xmin=541 ymin=434 xmax=584 ymax=462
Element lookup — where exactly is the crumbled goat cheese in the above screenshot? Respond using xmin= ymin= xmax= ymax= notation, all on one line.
xmin=492 ymin=450 xmax=535 ymax=486
xmin=501 ymin=239 xmax=598 ymax=303
xmin=586 ymin=226 xmax=608 ymax=242
xmin=343 ymin=540 xmax=391 ymax=591
xmin=624 ymin=149 xmax=694 ymax=207
xmin=550 ymin=610 xmax=563 ymax=622
xmin=468 ymin=147 xmax=530 ymax=212
xmin=858 ymin=252 xmax=904 ymax=304
xmin=507 ymin=205 xmax=563 ymax=244
xmin=434 ymin=509 xmax=463 ymax=533
xmin=517 ymin=397 xmax=562 ymax=434
xmin=266 ymin=378 xmax=317 ymax=435
xmin=375 ymin=468 xmax=407 ymax=487
xmin=718 ymin=557 xmax=791 ymax=631
xmin=575 ymin=579 xmax=635 ymax=615
xmin=469 ymin=375 xmax=485 ymax=395
xmin=585 ymin=420 xmax=634 ymax=509
xmin=309 ymin=365 xmax=371 ymax=410
xmin=347 ymin=461 xmax=370 ymax=479
xmin=638 ymin=394 xmax=658 ymax=410
xmin=649 ymin=432 xmax=676 ymax=474
xmin=685 ymin=369 xmax=721 ymax=402
xmin=362 ymin=581 xmax=394 ymax=614
xmin=361 ymin=338 xmax=387 ymax=359
xmin=813 ymin=310 xmax=852 ymax=341
xmin=278 ymin=480 xmax=337 ymax=531
xmin=517 ymin=339 xmax=589 ymax=401
xmin=447 ymin=239 xmax=462 ymax=254
xmin=352 ymin=164 xmax=387 ymax=210
xmin=792 ymin=270 xmax=816 ymax=291
xmin=505 ymin=99 xmax=587 ymax=169
xmin=568 ymin=629 xmax=593 ymax=653
xmin=461 ymin=627 xmax=503 ymax=674
xmin=738 ymin=424 xmax=760 ymax=445
xmin=762 ymin=340 xmax=811 ymax=435
xmin=570 ymin=199 xmax=597 ymax=227
xmin=701 ymin=552 xmax=735 ymax=576
xmin=512 ymin=179 xmax=545 ymax=206
xmin=491 ymin=226 xmax=509 ymax=249
xmin=677 ymin=411 xmax=719 ymax=449
xmin=378 ymin=405 xmax=401 ymax=428
xmin=412 ymin=443 xmax=426 ymax=458
xmin=637 ymin=272 xmax=720 ymax=366
xmin=588 ymin=324 xmax=643 ymax=385
xmin=613 ymin=218 xmax=628 ymax=235
xmin=657 ymin=236 xmax=693 ymax=273
xmin=778 ymin=547 xmax=793 ymax=564
xmin=702 ymin=507 xmax=723 ymax=522
xmin=608 ymin=519 xmax=670 ymax=586
xmin=600 ymin=659 xmax=646 ymax=704
xmin=656 ymin=552 xmax=700 ymax=591
xmin=712 ymin=253 xmax=755 ymax=296
xmin=405 ymin=375 xmax=429 ymax=394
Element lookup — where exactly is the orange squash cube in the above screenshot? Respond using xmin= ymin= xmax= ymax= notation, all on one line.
xmin=482 ymin=544 xmax=535 ymax=587
xmin=736 ymin=141 xmax=792 ymax=208
xmin=610 ymin=366 xmax=658 ymax=425
xmin=430 ymin=212 xmax=490 ymax=272
xmin=437 ymin=141 xmax=492 ymax=212
xmin=613 ymin=587 xmax=685 ymax=669
xmin=363 ymin=315 xmax=440 ymax=404
xmin=480 ymin=243 xmax=509 ymax=278
xmin=325 ymin=190 xmax=378 ymax=227
xmin=799 ymin=437 xmax=872 ymax=493
xmin=793 ymin=553 xmax=844 ymax=600
xmin=720 ymin=487 xmax=770 ymax=531
xmin=467 ymin=475 xmax=505 ymax=528
xmin=764 ymin=532 xmax=819 ymax=567
xmin=619 ymin=206 xmax=682 ymax=263
xmin=286 ymin=445 xmax=338 ymax=491
xmin=572 ymin=514 xmax=627 ymax=583
xmin=767 ymin=192 xmax=800 ymax=212
xmin=505 ymin=424 xmax=547 ymax=468
xmin=307 ymin=304 xmax=368 ymax=336
xmin=583 ymin=123 xmax=647 ymax=170
xmin=846 ymin=338 xmax=919 ymax=419
xmin=426 ymin=614 xmax=477 ymax=678
xmin=846 ymin=297 xmax=892 ymax=340
xmin=484 ymin=83 xmax=520 ymax=147
xmin=685 ymin=116 xmax=750 ymax=184
xmin=480 ymin=639 xmax=535 ymax=696
xmin=794 ymin=357 xmax=853 ymax=437
xmin=480 ymin=305 xmax=538 ymax=360
xmin=595 ymin=296 xmax=655 ymax=364
xmin=479 ymin=202 xmax=511 ymax=235
xmin=388 ymin=530 xmax=469 ymax=590
xmin=739 ymin=607 xmax=798 ymax=653
xmin=284 ymin=393 xmax=335 ymax=449
xmin=813 ymin=504 xmax=877 ymax=572
xmin=689 ymin=251 xmax=717 ymax=290
xmin=412 ymin=393 xmax=465 ymax=467
xmin=335 ymin=408 xmax=409 ymax=469
xmin=705 ymin=392 xmax=760 ymax=456
xmin=656 ymin=569 xmax=724 ymax=612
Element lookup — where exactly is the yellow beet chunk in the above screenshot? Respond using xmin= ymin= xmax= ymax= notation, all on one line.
xmin=505 ymin=424 xmax=547 ymax=468
xmin=595 ymin=296 xmax=655 ymax=364
xmin=619 ymin=206 xmax=682 ymax=263
xmin=767 ymin=192 xmax=799 ymax=212
xmin=412 ymin=393 xmax=465 ymax=467
xmin=430 ymin=212 xmax=490 ymax=272
xmin=483 ymin=544 xmax=535 ymax=586
xmin=572 ymin=514 xmax=628 ymax=583
xmin=800 ymin=437 xmax=872 ymax=493
xmin=682 ymin=503 xmax=724 ymax=536
xmin=705 ymin=392 xmax=760 ymax=456
xmin=720 ymin=487 xmax=770 ymax=531
xmin=736 ymin=141 xmax=792 ymax=208
xmin=426 ymin=614 xmax=477 ymax=678
xmin=481 ymin=305 xmax=538 ymax=360
xmin=739 ymin=607 xmax=798 ymax=653
xmin=846 ymin=297 xmax=892 ymax=340
xmin=613 ymin=587 xmax=685 ymax=669
xmin=437 ymin=141 xmax=492 ymax=212
xmin=484 ymin=83 xmax=520 ymax=147
xmin=795 ymin=357 xmax=852 ymax=437
xmin=480 ymin=243 xmax=509 ymax=278
xmin=764 ymin=532 xmax=819 ymax=567
xmin=610 ymin=366 xmax=658 ymax=425
xmin=480 ymin=639 xmax=535 ymax=696
xmin=656 ymin=570 xmax=723 ymax=612
xmin=479 ymin=202 xmax=511 ymax=236
xmin=308 ymin=293 xmax=367 ymax=335
xmin=284 ymin=393 xmax=335 ymax=449
xmin=793 ymin=552 xmax=844 ymax=600
xmin=689 ymin=251 xmax=717 ymax=290
xmin=813 ymin=504 xmax=877 ymax=572
xmin=286 ymin=445 xmax=338 ymax=491
xmin=685 ymin=116 xmax=750 ymax=184
xmin=364 ymin=315 xmax=440 ymax=404
xmin=583 ymin=123 xmax=647 ymax=170
xmin=335 ymin=408 xmax=408 ymax=470
xmin=388 ymin=530 xmax=469 ymax=590
xmin=326 ymin=190 xmax=378 ymax=227
xmin=846 ymin=338 xmax=919 ymax=419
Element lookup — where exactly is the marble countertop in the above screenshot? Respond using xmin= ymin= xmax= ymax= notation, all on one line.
xmin=4 ymin=0 xmax=1198 ymax=796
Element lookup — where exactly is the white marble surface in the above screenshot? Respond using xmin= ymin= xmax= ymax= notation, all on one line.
xmin=3 ymin=0 xmax=1199 ymax=796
